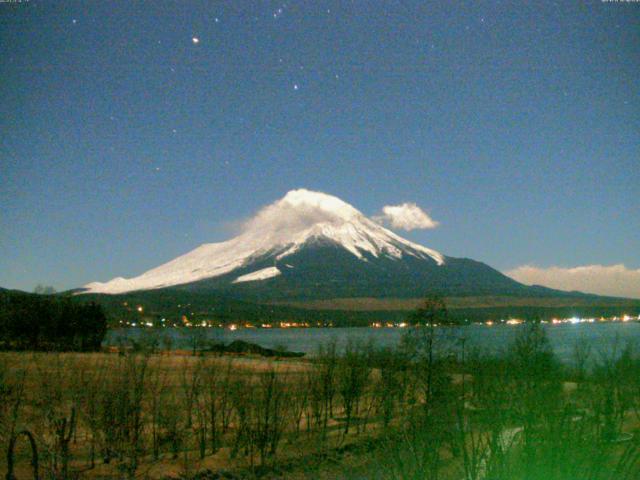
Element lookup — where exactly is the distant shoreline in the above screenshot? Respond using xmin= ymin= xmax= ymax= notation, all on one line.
xmin=112 ymin=313 xmax=640 ymax=330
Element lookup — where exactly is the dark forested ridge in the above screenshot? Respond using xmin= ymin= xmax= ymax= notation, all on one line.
xmin=0 ymin=289 xmax=107 ymax=351
xmin=3 ymin=281 xmax=638 ymax=337
xmin=76 ymin=288 xmax=640 ymax=328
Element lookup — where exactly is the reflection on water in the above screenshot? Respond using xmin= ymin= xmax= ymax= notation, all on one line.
xmin=105 ymin=322 xmax=640 ymax=362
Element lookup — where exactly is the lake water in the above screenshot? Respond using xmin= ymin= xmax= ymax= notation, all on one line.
xmin=106 ymin=322 xmax=640 ymax=362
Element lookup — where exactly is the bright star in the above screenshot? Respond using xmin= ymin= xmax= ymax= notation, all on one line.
xmin=192 ymin=37 xmax=200 ymax=44
xmin=293 ymin=84 xmax=299 ymax=90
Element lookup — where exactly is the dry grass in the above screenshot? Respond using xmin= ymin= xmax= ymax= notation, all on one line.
xmin=1 ymin=328 xmax=639 ymax=480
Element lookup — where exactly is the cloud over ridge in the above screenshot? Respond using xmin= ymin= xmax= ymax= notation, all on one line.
xmin=375 ymin=202 xmax=439 ymax=231
xmin=505 ymin=264 xmax=640 ymax=299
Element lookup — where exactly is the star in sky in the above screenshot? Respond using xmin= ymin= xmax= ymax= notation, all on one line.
xmin=273 ymin=5 xmax=286 ymax=19
xmin=192 ymin=37 xmax=199 ymax=45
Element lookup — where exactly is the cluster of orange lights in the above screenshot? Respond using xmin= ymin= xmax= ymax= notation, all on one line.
xmin=370 ymin=322 xmax=409 ymax=328
xmin=278 ymin=321 xmax=311 ymax=328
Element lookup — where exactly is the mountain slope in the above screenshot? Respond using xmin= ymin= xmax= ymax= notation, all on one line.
xmin=80 ymin=189 xmax=586 ymax=302
xmin=169 ymin=241 xmax=530 ymax=301
xmin=82 ymin=189 xmax=445 ymax=295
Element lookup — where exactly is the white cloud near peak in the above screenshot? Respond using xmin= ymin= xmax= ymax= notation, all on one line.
xmin=505 ymin=264 xmax=640 ymax=299
xmin=375 ymin=203 xmax=440 ymax=231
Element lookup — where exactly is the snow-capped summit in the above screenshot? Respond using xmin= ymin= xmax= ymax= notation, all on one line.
xmin=279 ymin=189 xmax=361 ymax=220
xmin=82 ymin=189 xmax=445 ymax=294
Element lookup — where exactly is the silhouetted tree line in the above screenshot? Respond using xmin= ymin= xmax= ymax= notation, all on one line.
xmin=0 ymin=291 xmax=107 ymax=351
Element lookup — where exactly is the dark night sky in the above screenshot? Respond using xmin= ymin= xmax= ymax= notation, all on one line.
xmin=1 ymin=0 xmax=638 ymax=294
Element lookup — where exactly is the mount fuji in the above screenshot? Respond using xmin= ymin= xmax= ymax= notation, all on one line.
xmin=81 ymin=189 xmax=541 ymax=300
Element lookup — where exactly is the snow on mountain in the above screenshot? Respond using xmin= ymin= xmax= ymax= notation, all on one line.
xmin=232 ymin=266 xmax=281 ymax=284
xmin=82 ymin=189 xmax=444 ymax=294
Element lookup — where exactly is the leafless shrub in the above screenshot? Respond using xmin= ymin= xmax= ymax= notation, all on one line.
xmin=336 ymin=339 xmax=370 ymax=436
xmin=6 ymin=429 xmax=39 ymax=480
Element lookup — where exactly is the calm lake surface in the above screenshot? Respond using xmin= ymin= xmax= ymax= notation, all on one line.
xmin=106 ymin=322 xmax=640 ymax=362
